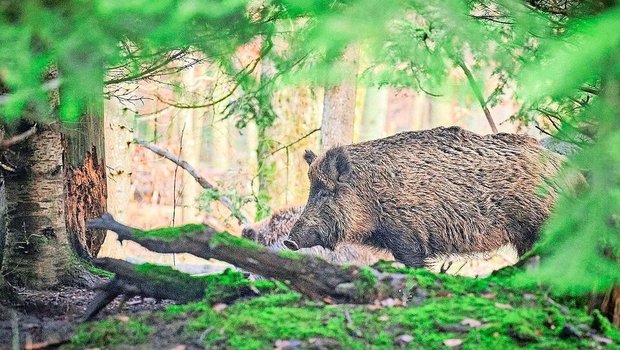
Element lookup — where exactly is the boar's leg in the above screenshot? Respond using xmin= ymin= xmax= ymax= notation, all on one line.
xmin=377 ymin=231 xmax=427 ymax=268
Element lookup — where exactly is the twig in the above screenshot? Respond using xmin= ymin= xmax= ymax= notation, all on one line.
xmin=171 ymin=124 xmax=186 ymax=227
xmin=580 ymin=86 xmax=599 ymax=95
xmin=104 ymin=49 xmax=189 ymax=85
xmin=155 ymin=56 xmax=261 ymax=109
xmin=0 ymin=124 xmax=37 ymax=150
xmin=134 ymin=138 xmax=250 ymax=225
xmin=455 ymin=59 xmax=498 ymax=133
xmin=269 ymin=128 xmax=321 ymax=156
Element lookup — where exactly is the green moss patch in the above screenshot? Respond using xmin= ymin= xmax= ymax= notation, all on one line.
xmin=69 ymin=264 xmax=620 ymax=349
xmin=70 ymin=319 xmax=151 ymax=349
xmin=132 ymin=223 xmax=207 ymax=241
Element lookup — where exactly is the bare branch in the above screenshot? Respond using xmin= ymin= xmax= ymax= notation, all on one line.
xmin=455 ymin=59 xmax=498 ymax=133
xmin=0 ymin=124 xmax=37 ymax=150
xmin=155 ymin=56 xmax=261 ymax=109
xmin=134 ymin=138 xmax=250 ymax=226
xmin=104 ymin=49 xmax=190 ymax=85
xmin=269 ymin=128 xmax=321 ymax=156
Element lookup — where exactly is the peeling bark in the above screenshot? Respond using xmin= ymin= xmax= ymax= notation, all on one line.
xmin=600 ymin=285 xmax=620 ymax=326
xmin=64 ymin=147 xmax=107 ymax=258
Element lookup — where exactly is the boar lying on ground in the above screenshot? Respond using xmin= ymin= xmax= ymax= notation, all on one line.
xmin=285 ymin=126 xmax=570 ymax=268
xmin=242 ymin=206 xmax=394 ymax=266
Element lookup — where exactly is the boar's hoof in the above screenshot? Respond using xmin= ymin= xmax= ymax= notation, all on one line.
xmin=283 ymin=240 xmax=300 ymax=251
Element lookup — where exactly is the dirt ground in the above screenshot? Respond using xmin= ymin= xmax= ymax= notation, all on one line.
xmin=0 ymin=284 xmax=174 ymax=349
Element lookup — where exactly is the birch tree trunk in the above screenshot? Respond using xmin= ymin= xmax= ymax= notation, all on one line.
xmin=4 ymin=123 xmax=72 ymax=288
xmin=320 ymin=45 xmax=359 ymax=151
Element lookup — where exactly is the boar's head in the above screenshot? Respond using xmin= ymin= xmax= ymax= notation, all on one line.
xmin=285 ymin=147 xmax=372 ymax=251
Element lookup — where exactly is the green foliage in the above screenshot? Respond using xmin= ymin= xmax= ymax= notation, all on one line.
xmin=517 ymin=5 xmax=620 ymax=294
xmin=198 ymin=187 xmax=253 ymax=223
xmin=1 ymin=0 xmax=272 ymax=123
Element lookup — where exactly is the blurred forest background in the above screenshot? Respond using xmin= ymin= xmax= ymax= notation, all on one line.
xmin=1 ymin=0 xmax=618 ymax=308
xmin=100 ymin=43 xmax=529 ymax=270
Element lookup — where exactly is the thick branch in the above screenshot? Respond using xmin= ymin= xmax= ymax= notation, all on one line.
xmin=87 ymin=214 xmax=408 ymax=303
xmin=455 ymin=59 xmax=498 ymax=133
xmin=82 ymin=258 xmax=259 ymax=321
xmin=134 ymin=139 xmax=250 ymax=225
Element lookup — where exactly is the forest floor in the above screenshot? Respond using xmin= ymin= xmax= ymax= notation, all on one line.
xmin=1 ymin=264 xmax=619 ymax=350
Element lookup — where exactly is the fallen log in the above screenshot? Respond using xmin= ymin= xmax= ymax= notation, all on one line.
xmin=87 ymin=213 xmax=409 ymax=304
xmin=82 ymin=258 xmax=263 ymax=321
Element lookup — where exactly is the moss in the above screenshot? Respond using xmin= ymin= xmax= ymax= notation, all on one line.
xmin=209 ymin=231 xmax=262 ymax=249
xmin=84 ymin=261 xmax=114 ymax=279
xmin=349 ymin=266 xmax=378 ymax=300
xmin=70 ymin=319 xmax=151 ymax=349
xmin=71 ymin=265 xmax=620 ymax=350
xmin=132 ymin=223 xmax=207 ymax=241
xmin=277 ymin=249 xmax=303 ymax=260
xmin=592 ymin=309 xmax=618 ymax=338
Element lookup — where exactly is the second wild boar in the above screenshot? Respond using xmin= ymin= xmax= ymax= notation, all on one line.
xmin=242 ymin=206 xmax=394 ymax=266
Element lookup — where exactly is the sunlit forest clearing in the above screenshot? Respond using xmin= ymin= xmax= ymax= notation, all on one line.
xmin=0 ymin=1 xmax=619 ymax=349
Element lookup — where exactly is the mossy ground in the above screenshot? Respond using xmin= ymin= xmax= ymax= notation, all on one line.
xmin=68 ymin=264 xmax=620 ymax=349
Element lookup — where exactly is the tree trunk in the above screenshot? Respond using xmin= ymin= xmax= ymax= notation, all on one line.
xmin=320 ymin=45 xmax=359 ymax=151
xmin=63 ymin=103 xmax=107 ymax=260
xmin=359 ymin=86 xmax=387 ymax=142
xmin=3 ymin=123 xmax=72 ymax=288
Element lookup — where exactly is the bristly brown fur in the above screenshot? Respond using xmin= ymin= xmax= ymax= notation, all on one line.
xmin=288 ymin=126 xmax=578 ymax=267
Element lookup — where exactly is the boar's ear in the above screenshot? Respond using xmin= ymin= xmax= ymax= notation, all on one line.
xmin=326 ymin=147 xmax=352 ymax=183
xmin=303 ymin=150 xmax=317 ymax=165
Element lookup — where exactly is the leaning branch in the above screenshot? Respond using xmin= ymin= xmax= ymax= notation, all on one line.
xmin=455 ymin=59 xmax=498 ymax=133
xmin=134 ymin=138 xmax=250 ymax=226
xmin=87 ymin=213 xmax=408 ymax=304
xmin=0 ymin=124 xmax=37 ymax=150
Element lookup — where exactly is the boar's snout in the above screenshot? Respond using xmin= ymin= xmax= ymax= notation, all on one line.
xmin=283 ymin=240 xmax=299 ymax=250
xmin=241 ymin=227 xmax=257 ymax=241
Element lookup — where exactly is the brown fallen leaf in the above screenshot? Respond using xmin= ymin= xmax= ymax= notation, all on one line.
xmin=494 ymin=302 xmax=513 ymax=310
xmin=212 ymin=303 xmax=228 ymax=313
xmin=168 ymin=345 xmax=186 ymax=350
xmin=461 ymin=318 xmax=482 ymax=328
xmin=394 ymin=334 xmax=414 ymax=346
xmin=443 ymin=338 xmax=463 ymax=347
xmin=114 ymin=315 xmax=130 ymax=322
xmin=481 ymin=292 xmax=497 ymax=299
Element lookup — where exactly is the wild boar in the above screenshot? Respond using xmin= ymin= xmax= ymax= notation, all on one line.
xmin=284 ymin=126 xmax=568 ymax=268
xmin=242 ymin=206 xmax=394 ymax=266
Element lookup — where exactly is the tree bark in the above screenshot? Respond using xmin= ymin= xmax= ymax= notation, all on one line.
xmin=62 ymin=102 xmax=107 ymax=259
xmin=4 ymin=123 xmax=72 ymax=288
xmin=320 ymin=45 xmax=359 ymax=151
